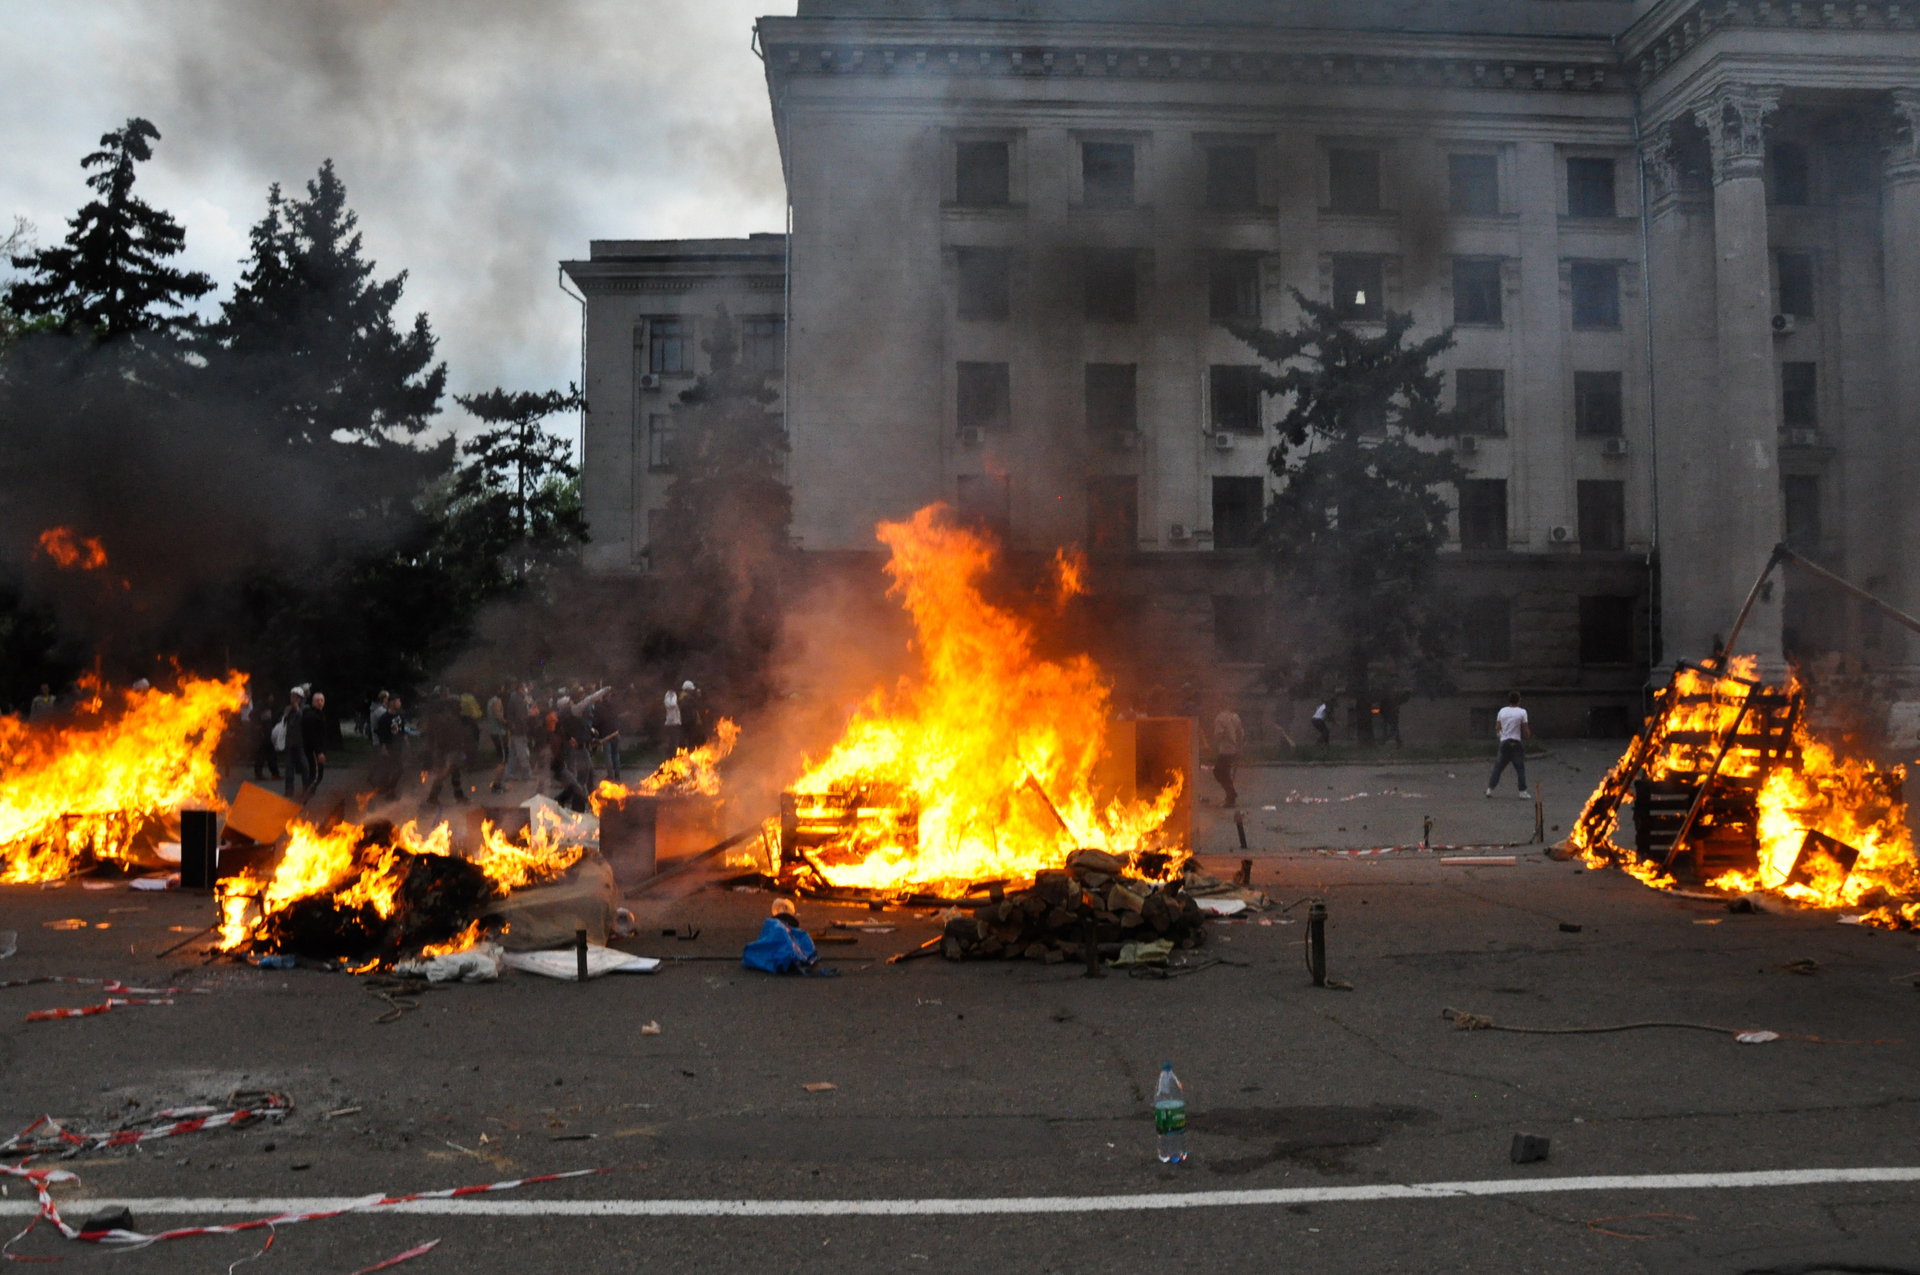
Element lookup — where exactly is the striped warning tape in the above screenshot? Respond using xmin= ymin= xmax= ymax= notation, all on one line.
xmin=2 ymin=1094 xmax=291 ymax=1157
xmin=14 ymin=979 xmax=208 ymax=1023
xmin=1329 ymin=844 xmax=1530 ymax=857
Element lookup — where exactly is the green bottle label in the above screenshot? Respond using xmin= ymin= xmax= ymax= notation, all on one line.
xmin=1155 ymin=1104 xmax=1185 ymax=1134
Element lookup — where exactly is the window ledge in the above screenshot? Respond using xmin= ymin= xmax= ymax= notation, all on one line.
xmin=1558 ymin=214 xmax=1639 ymax=228
xmin=942 ymin=202 xmax=1027 ymax=215
xmin=1571 ymin=324 xmax=1624 ymax=334
xmin=1069 ymin=203 xmax=1152 ymax=215
xmin=1451 ymin=320 xmax=1506 ymax=330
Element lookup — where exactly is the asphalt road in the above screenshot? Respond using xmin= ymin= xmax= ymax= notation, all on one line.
xmin=1 ymin=745 xmax=1916 ymax=1273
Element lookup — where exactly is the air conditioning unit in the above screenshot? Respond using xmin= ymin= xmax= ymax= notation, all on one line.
xmin=1771 ymin=313 xmax=1797 ymax=337
xmin=1456 ymin=434 xmax=1479 ymax=454
xmin=1114 ymin=429 xmax=1141 ymax=452
xmin=638 ymin=373 xmax=663 ymax=391
xmin=1785 ymin=428 xmax=1819 ymax=447
xmin=958 ymin=426 xmax=985 ymax=448
xmin=1601 ymin=437 xmax=1629 ymax=456
xmin=1213 ymin=431 xmax=1235 ymax=451
xmin=1549 ymin=524 xmax=1575 ymax=545
xmin=1169 ymin=523 xmax=1190 ymax=542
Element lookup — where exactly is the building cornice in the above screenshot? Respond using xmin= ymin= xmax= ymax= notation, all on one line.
xmin=1622 ymin=0 xmax=1920 ymax=89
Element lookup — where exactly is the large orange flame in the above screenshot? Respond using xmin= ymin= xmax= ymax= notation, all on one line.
xmin=789 ymin=506 xmax=1179 ymax=893
xmin=0 ymin=673 xmax=246 ymax=882
xmin=37 ymin=527 xmax=108 ymax=571
xmin=592 ymin=718 xmax=740 ymax=811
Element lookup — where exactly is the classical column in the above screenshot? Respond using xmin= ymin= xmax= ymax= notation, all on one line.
xmin=1692 ymin=85 xmax=1785 ymax=665
xmin=1883 ymin=90 xmax=1920 ymax=663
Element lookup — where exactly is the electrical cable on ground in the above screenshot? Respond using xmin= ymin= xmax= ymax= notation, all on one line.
xmin=1442 ymin=1007 xmax=1896 ymax=1044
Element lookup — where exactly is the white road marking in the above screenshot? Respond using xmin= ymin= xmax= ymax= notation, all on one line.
xmin=2 ymin=1167 xmax=1916 ymax=1219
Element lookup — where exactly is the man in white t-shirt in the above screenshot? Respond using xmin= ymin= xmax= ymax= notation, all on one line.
xmin=1485 ymin=692 xmax=1531 ymax=798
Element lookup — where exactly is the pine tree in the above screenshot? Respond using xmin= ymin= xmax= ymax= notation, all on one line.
xmin=4 ymin=119 xmax=213 ymax=341
xmin=215 ymin=160 xmax=446 ymax=445
xmin=1233 ymin=291 xmax=1466 ymax=745
xmin=447 ymin=386 xmax=588 ymax=575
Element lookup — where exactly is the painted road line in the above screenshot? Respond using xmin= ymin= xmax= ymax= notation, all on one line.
xmin=4 ymin=1167 xmax=1917 ymax=1219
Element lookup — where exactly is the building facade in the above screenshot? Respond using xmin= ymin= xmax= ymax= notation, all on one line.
xmin=569 ymin=0 xmax=1920 ymax=739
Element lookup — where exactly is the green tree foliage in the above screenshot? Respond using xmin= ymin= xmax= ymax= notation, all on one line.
xmin=4 ymin=119 xmax=212 ymax=342
xmin=439 ymin=386 xmax=588 ymax=596
xmin=1233 ymin=292 xmax=1466 ymax=744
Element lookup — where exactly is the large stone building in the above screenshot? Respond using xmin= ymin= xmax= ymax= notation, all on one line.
xmin=566 ymin=0 xmax=1920 ymax=739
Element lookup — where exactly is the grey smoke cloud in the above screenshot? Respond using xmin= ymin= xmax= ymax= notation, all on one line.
xmin=0 ymin=0 xmax=793 ymax=432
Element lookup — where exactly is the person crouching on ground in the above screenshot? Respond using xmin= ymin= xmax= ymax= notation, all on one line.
xmin=1486 ymin=692 xmax=1532 ymax=799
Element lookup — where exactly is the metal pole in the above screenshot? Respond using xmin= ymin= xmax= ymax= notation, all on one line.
xmin=1306 ymin=900 xmax=1327 ymax=988
xmin=1721 ymin=543 xmax=1790 ymax=660
xmin=1081 ymin=917 xmax=1103 ymax=979
xmin=1778 ymin=544 xmax=1920 ymax=639
xmin=575 ymin=928 xmax=588 ymax=983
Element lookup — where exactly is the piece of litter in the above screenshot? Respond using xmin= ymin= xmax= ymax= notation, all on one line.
xmin=44 ymin=919 xmax=87 ymax=931
xmin=324 ymin=1107 xmax=363 ymax=1120
xmin=1261 ymin=805 xmax=1277 ymax=811
xmin=549 ymin=1133 xmax=597 ymax=1142
xmin=81 ymin=882 xmax=117 ymax=891
xmin=1196 ymin=897 xmax=1247 ymax=917
xmin=0 ymin=931 xmax=15 ymax=961
xmin=502 ymin=946 xmax=660 ymax=980
xmin=1442 ymin=856 xmax=1517 ymax=867
xmin=640 ymin=1021 xmax=662 ymax=1035
xmin=131 ymin=874 xmax=178 ymax=891
xmin=1735 ymin=1030 xmax=1780 ymax=1044
xmin=1693 ymin=919 xmax=1722 ymax=925
xmin=1838 ymin=915 xmax=1867 ymax=925
xmin=801 ymin=1082 xmax=836 ymax=1093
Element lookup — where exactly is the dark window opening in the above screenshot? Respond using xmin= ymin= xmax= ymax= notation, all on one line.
xmin=741 ymin=317 xmax=784 ymax=373
xmin=1208 ymin=254 xmax=1260 ymax=326
xmin=1449 ymin=153 xmax=1500 ymax=215
xmin=1778 ymin=251 xmax=1814 ymax=318
xmin=1462 ymin=596 xmax=1512 ymax=663
xmin=1212 ymin=477 xmax=1265 ymax=549
xmin=1782 ymin=362 xmax=1817 ymax=429
xmin=1459 ymin=479 xmax=1507 ymax=551
xmin=1567 ymin=157 xmax=1617 ymax=217
xmin=1783 ymin=474 xmax=1821 ymax=549
xmin=1577 ymin=480 xmax=1627 ymax=551
xmin=1772 ymin=142 xmax=1811 ymax=206
xmin=1087 ymin=475 xmax=1139 ymax=552
xmin=1571 ymin=262 xmax=1621 ymax=329
xmin=648 ymin=317 xmax=693 ymax=374
xmin=1206 ymin=145 xmax=1260 ymax=212
xmin=1082 ymin=142 xmax=1135 ymax=207
xmin=1452 ymin=258 xmax=1503 ymax=324
xmin=1084 ymin=250 xmax=1138 ymax=323
xmin=1084 ymin=363 xmax=1137 ymax=436
xmin=1456 ymin=369 xmax=1506 ymax=436
xmin=646 ymin=412 xmax=675 ymax=473
xmin=1213 ymin=594 xmax=1266 ymax=661
xmin=1579 ymin=596 xmax=1635 ymax=664
xmin=956 ymin=361 xmax=1011 ymax=433
xmin=956 ymin=140 xmax=1010 ymax=206
xmin=955 ymin=248 xmax=1010 ymax=321
xmin=1574 ymin=371 xmax=1624 ymax=437
xmin=1209 ymin=365 xmax=1262 ymax=434
xmin=1328 ymin=148 xmax=1381 ymax=213
xmin=956 ymin=473 xmax=1011 ymax=541
xmin=1332 ymin=255 xmax=1384 ymax=321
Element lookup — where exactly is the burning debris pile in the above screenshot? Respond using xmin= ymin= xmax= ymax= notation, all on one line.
xmin=593 ymin=718 xmax=740 ymax=808
xmin=936 ymin=849 xmax=1206 ymax=963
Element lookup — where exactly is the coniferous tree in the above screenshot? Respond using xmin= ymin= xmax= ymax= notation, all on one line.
xmin=444 ymin=386 xmax=588 ymax=584
xmin=4 ymin=119 xmax=212 ymax=342
xmin=1232 ymin=292 xmax=1466 ymax=744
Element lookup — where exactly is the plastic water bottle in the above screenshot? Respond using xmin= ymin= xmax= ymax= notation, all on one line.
xmin=1154 ymin=1063 xmax=1188 ymax=1164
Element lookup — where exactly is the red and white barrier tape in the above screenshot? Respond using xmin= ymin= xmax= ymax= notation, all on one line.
xmin=14 ymin=979 xmax=207 ymax=1024
xmin=24 ymin=997 xmax=171 ymax=1022
xmin=0 ymin=1162 xmax=618 ymax=1249
xmin=2 ymin=1094 xmax=291 ymax=1156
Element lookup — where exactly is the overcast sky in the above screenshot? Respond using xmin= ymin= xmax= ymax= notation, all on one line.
xmin=0 ymin=0 xmax=794 ymax=440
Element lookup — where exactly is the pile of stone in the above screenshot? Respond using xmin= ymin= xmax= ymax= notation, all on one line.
xmin=940 ymin=848 xmax=1208 ymax=962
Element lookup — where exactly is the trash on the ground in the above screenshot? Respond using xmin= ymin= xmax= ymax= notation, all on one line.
xmin=1735 ymin=1030 xmax=1780 ymax=1044
xmin=1443 ymin=856 xmax=1518 ymax=867
xmin=640 ymin=1021 xmax=661 ymax=1035
xmin=611 ymin=907 xmax=637 ymax=939
xmin=80 ymin=1206 xmax=134 ymax=1235
xmin=43 ymin=919 xmax=86 ymax=930
xmin=831 ymin=921 xmax=896 ymax=933
xmin=323 ymin=1107 xmax=362 ymax=1120
xmin=1694 ymin=918 xmax=1723 ymax=925
xmin=394 ymin=943 xmax=502 ymax=984
xmin=502 ymin=945 xmax=659 ymax=980
xmin=743 ymin=915 xmax=819 ymax=973
xmin=0 ymin=931 xmax=14 ymax=960
xmin=1510 ymin=1133 xmax=1551 ymax=1163
xmin=81 ymin=881 xmax=117 ymax=891
xmin=1558 ymin=923 xmax=1583 ymax=933
xmin=1727 ymin=896 xmax=1765 ymax=914
xmin=131 ymin=874 xmax=177 ymax=891
xmin=487 ymin=850 xmax=618 ymax=949
xmin=816 ymin=934 xmax=858 ymax=945
xmin=25 ymin=996 xmax=173 ymax=1022
xmin=346 ymin=1237 xmax=441 ymax=1275
xmin=1195 ymin=898 xmax=1247 ymax=917
xmin=1778 ymin=957 xmax=1822 ymax=976
xmin=1108 ymin=939 xmax=1176 ymax=968
xmin=2 ymin=1092 xmax=290 ymax=1156
xmin=801 ymin=1082 xmax=836 ymax=1093
xmin=247 ymin=953 xmax=296 ymax=970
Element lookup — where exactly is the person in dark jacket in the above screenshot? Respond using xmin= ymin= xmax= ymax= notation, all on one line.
xmin=423 ymin=690 xmax=469 ymax=807
xmin=251 ymin=694 xmax=280 ymax=781
xmin=373 ymin=695 xmax=407 ymax=800
xmin=301 ymin=692 xmax=329 ymax=798
xmin=282 ymin=693 xmax=309 ymax=801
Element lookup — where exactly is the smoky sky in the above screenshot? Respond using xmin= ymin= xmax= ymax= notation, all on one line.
xmin=0 ymin=0 xmax=794 ymax=436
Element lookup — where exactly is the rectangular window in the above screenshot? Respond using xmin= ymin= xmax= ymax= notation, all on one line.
xmin=955 ymin=248 xmax=1010 ymax=321
xmin=1772 ymin=142 xmax=1811 ymax=206
xmin=1567 ymin=157 xmax=1617 ymax=217
xmin=1577 ymin=480 xmax=1626 ymax=550
xmin=1778 ymin=251 xmax=1814 ymax=318
xmin=1579 ymin=596 xmax=1635 ymax=664
xmin=1449 ymin=153 xmax=1500 ymax=215
xmin=648 ymin=317 xmax=694 ymax=374
xmin=1783 ymin=474 xmax=1821 ymax=549
xmin=1574 ymin=371 xmax=1625 ymax=437
xmin=1332 ymin=255 xmax=1384 ymax=321
xmin=956 ymin=473 xmax=1011 ymax=540
xmin=1205 ymin=145 xmax=1260 ymax=212
xmin=956 ymin=361 xmax=1011 ymax=433
xmin=1452 ymin=258 xmax=1503 ymax=325
xmin=1081 ymin=142 xmax=1135 ymax=208
xmin=1213 ymin=595 xmax=1266 ymax=661
xmin=1570 ymin=262 xmax=1621 ymax=329
xmin=1084 ymin=363 xmax=1137 ymax=436
xmin=646 ymin=412 xmax=675 ymax=472
xmin=1209 ymin=365 xmax=1262 ymax=434
xmin=1212 ymin=477 xmax=1265 ymax=549
xmin=741 ymin=317 xmax=784 ymax=373
xmin=1456 ymin=370 xmax=1506 ymax=436
xmin=1462 ymin=596 xmax=1512 ymax=663
xmin=1084 ymin=250 xmax=1138 ymax=323
xmin=1782 ymin=362 xmax=1817 ymax=429
xmin=955 ymin=140 xmax=1010 ymax=206
xmin=1208 ymin=254 xmax=1260 ymax=326
xmin=1459 ymin=479 xmax=1508 ymax=551
xmin=1327 ymin=148 xmax=1381 ymax=213
xmin=1086 ymin=475 xmax=1139 ymax=551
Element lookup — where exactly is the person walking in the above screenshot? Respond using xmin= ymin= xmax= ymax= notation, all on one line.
xmin=373 ymin=695 xmax=407 ymax=800
xmin=1486 ymin=692 xmax=1532 ymax=799
xmin=423 ymin=689 xmax=470 ymax=808
xmin=662 ymin=684 xmax=683 ymax=755
xmin=29 ymin=684 xmax=58 ymax=722
xmin=281 ymin=692 xmax=310 ymax=801
xmin=595 ymin=687 xmax=623 ymax=783
xmin=1379 ymin=689 xmax=1407 ymax=747
xmin=1310 ymin=699 xmax=1333 ymax=746
xmin=251 ymin=694 xmax=281 ymax=780
xmin=1211 ymin=705 xmax=1244 ymax=809
xmin=485 ymin=684 xmax=511 ymax=794
xmin=504 ymin=683 xmax=534 ymax=784
xmin=301 ymin=692 xmax=329 ymax=798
